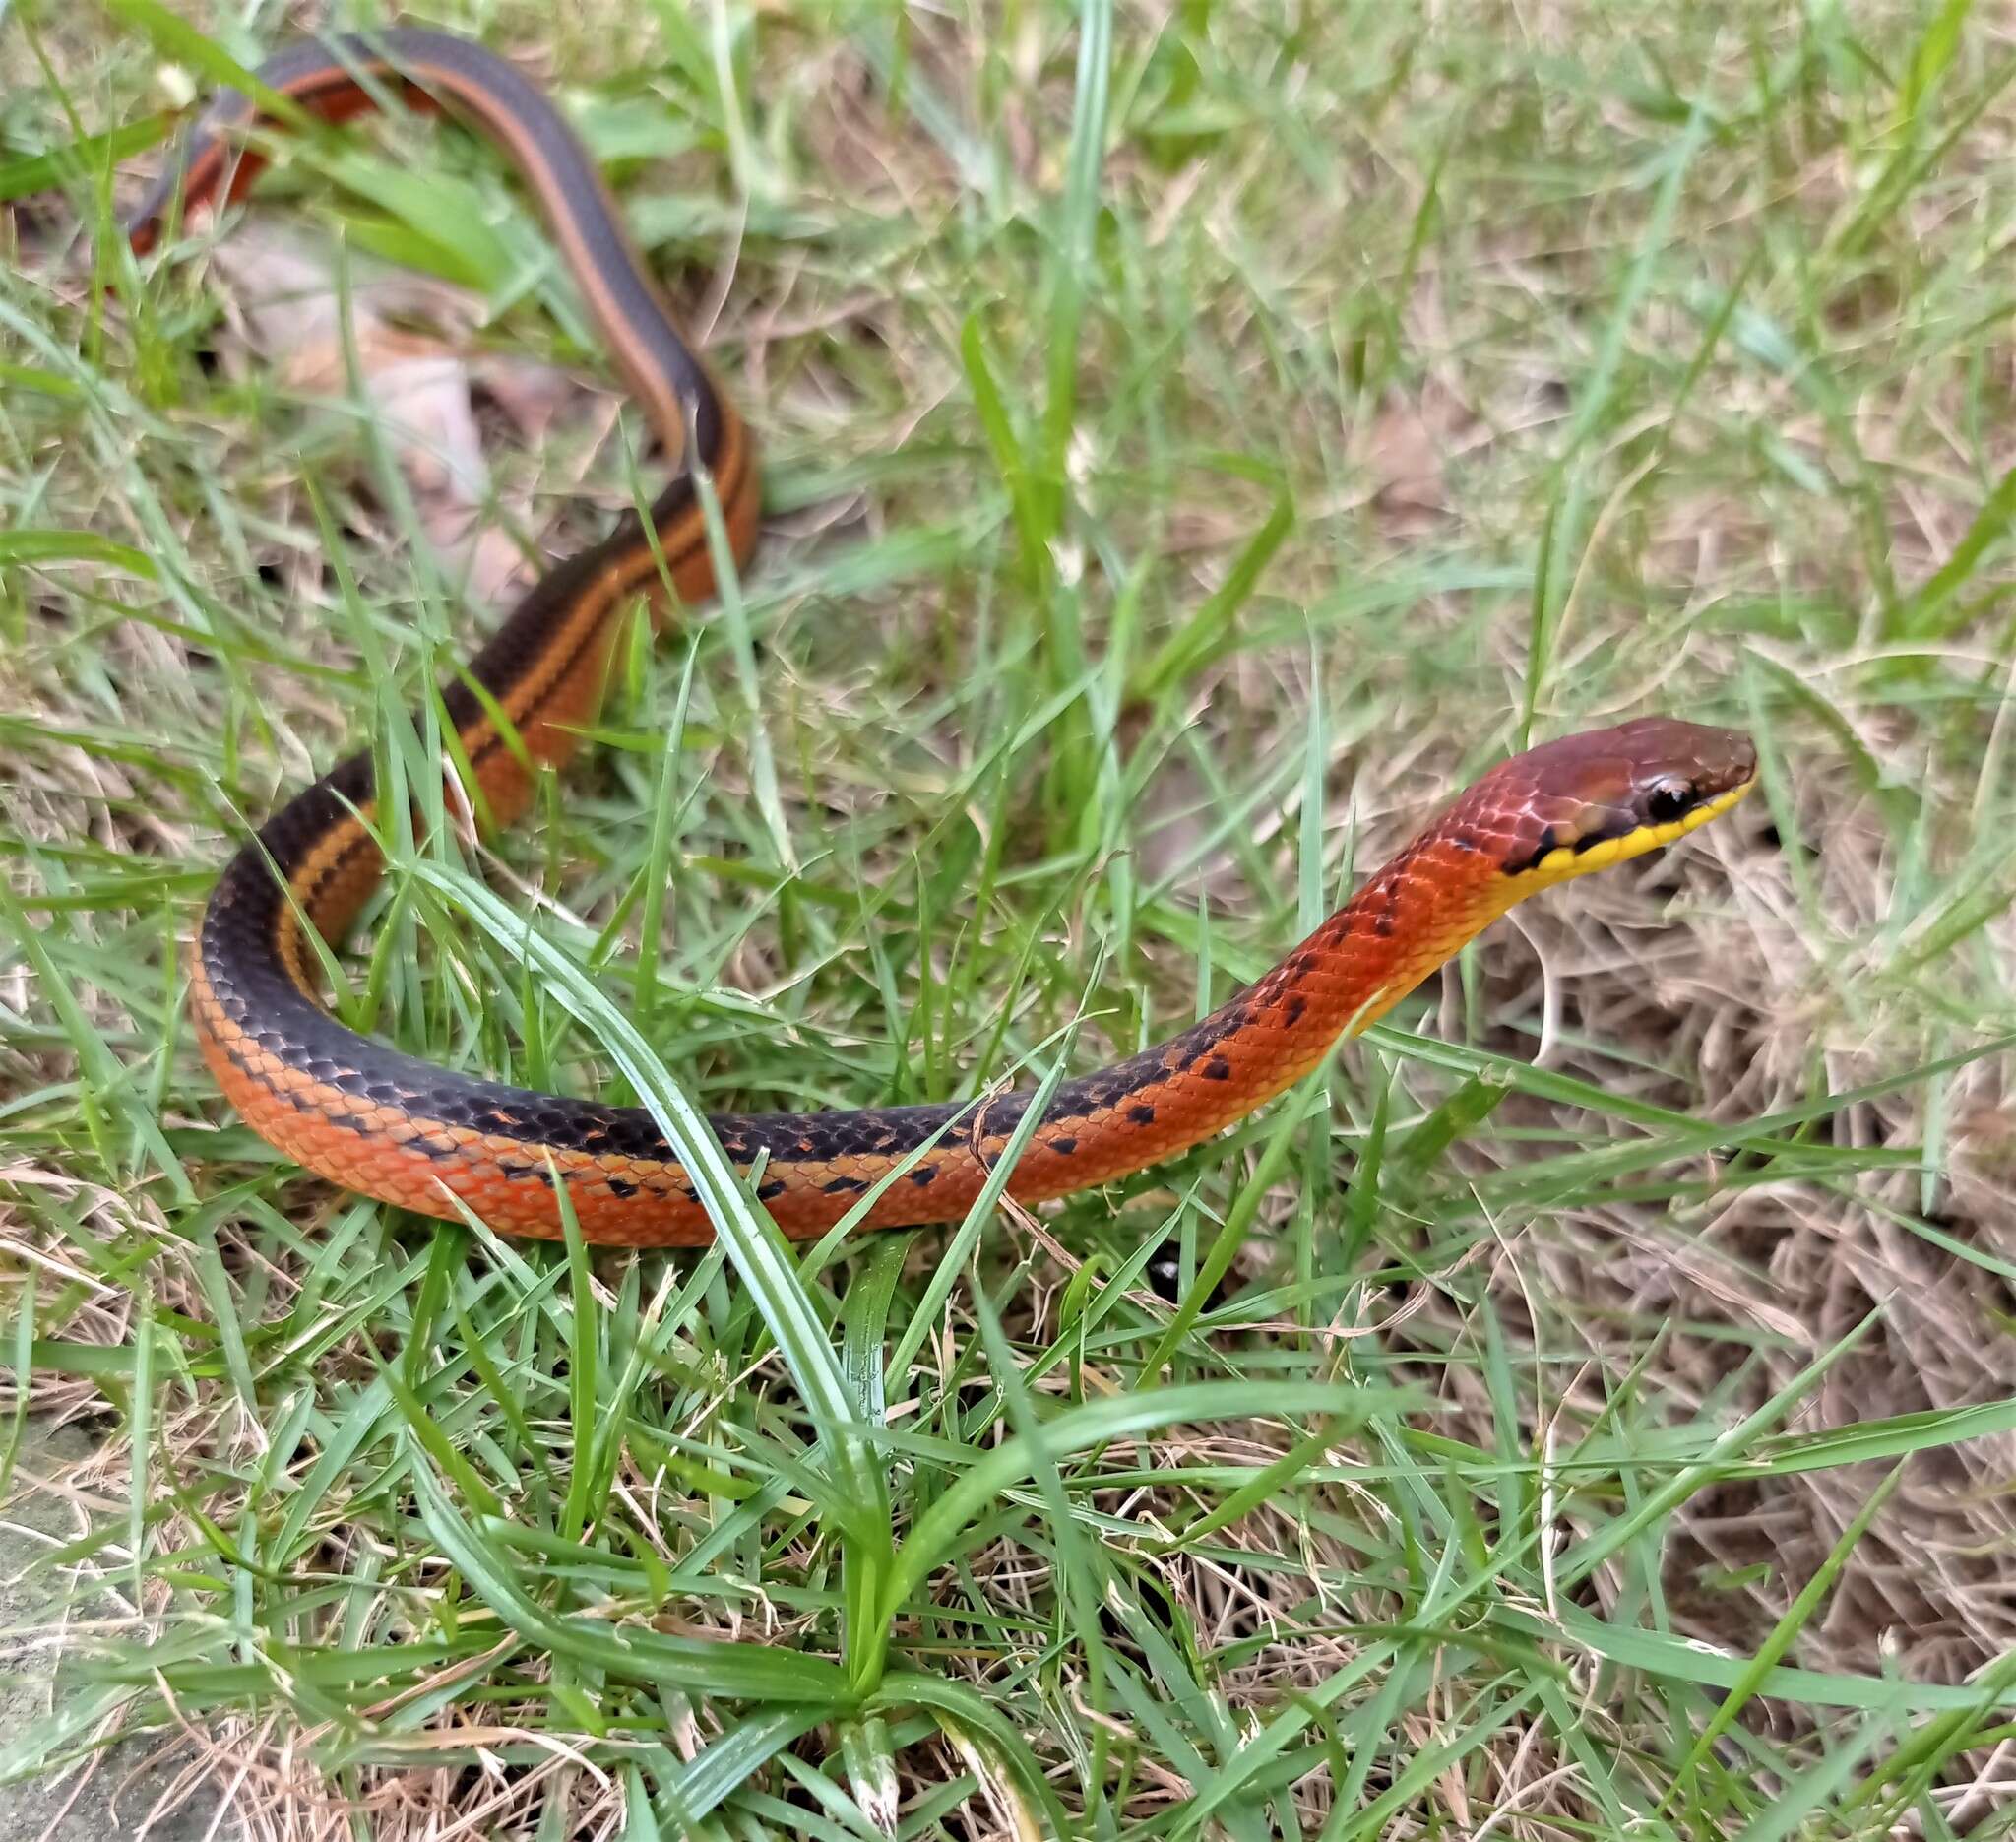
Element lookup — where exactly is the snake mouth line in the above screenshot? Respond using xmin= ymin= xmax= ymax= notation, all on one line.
xmin=1502 ymin=776 xmax=1757 ymax=886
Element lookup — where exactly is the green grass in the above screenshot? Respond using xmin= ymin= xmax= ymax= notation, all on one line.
xmin=5 ymin=0 xmax=2016 ymax=1834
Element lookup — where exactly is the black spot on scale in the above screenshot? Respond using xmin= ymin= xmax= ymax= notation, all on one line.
xmin=1574 ymin=816 xmax=1635 ymax=855
xmin=605 ymin=1176 xmax=638 ymax=1199
xmin=317 ymin=1108 xmax=402 ymax=1147
xmin=1373 ymin=912 xmax=1395 ymax=937
xmin=1180 ymin=1008 xmax=1245 ymax=1055
xmin=1283 ymin=993 xmax=1306 ymax=1026
xmin=1129 ymin=1103 xmax=1157 ymax=1126
xmin=823 ymin=1175 xmax=866 ymax=1194
xmin=1049 ymin=1136 xmax=1078 ymax=1156
xmin=1449 ymin=828 xmax=1482 ymax=853
xmin=1201 ymin=1056 xmax=1232 ymax=1081
xmin=1074 ymin=1069 xmax=1126 ymax=1108
xmin=909 ymin=1166 xmax=937 ymax=1186
xmin=757 ymin=1179 xmax=787 ymax=1201
xmin=1508 ymin=825 xmax=1558 ymax=876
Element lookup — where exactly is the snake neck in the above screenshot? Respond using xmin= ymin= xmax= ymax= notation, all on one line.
xmin=1003 ymin=830 xmax=1512 ymax=1194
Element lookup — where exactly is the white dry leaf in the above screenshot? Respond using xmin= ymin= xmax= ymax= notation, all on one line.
xmin=208 ymin=228 xmax=588 ymax=606
xmin=1356 ymin=381 xmax=1470 ymax=534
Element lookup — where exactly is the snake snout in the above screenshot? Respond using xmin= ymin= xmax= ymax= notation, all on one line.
xmin=1607 ymin=720 xmax=1757 ymax=836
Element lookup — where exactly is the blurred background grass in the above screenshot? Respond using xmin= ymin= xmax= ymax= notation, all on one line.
xmin=4 ymin=0 xmax=2016 ymax=1835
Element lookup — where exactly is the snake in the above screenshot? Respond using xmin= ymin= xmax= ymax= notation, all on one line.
xmin=125 ymin=30 xmax=1758 ymax=1249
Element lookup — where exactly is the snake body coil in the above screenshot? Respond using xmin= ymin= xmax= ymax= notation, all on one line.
xmin=129 ymin=32 xmax=1757 ymax=1246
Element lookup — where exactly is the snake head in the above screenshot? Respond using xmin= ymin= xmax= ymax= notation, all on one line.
xmin=1485 ymin=718 xmax=1758 ymax=881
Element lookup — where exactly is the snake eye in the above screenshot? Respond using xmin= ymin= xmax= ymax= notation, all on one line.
xmin=1645 ymin=781 xmax=1693 ymax=825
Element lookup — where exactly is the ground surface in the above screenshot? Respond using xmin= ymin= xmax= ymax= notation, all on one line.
xmin=4 ymin=0 xmax=2016 ymax=1836
xmin=1 ymin=1421 xmax=219 ymax=1840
